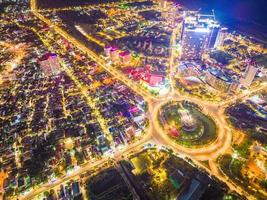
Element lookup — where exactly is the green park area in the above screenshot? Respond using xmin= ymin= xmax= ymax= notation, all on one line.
xmin=218 ymin=139 xmax=267 ymax=200
xmin=129 ymin=149 xmax=189 ymax=200
xmin=158 ymin=101 xmax=217 ymax=147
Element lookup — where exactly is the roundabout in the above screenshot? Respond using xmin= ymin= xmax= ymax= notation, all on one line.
xmin=158 ymin=101 xmax=217 ymax=148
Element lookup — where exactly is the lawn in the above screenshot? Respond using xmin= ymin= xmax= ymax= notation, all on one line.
xmin=160 ymin=102 xmax=217 ymax=147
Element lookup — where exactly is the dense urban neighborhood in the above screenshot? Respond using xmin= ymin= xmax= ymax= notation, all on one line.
xmin=0 ymin=0 xmax=267 ymax=200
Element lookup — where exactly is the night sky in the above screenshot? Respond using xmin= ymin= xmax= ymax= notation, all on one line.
xmin=177 ymin=0 xmax=267 ymax=28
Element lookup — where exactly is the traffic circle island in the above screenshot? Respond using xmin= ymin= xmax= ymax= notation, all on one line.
xmin=158 ymin=101 xmax=218 ymax=148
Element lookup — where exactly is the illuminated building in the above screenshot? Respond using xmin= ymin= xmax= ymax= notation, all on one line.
xmin=104 ymin=45 xmax=113 ymax=57
xmin=38 ymin=53 xmax=60 ymax=76
xmin=177 ymin=62 xmax=201 ymax=77
xmin=143 ymin=72 xmax=165 ymax=87
xmin=240 ymin=60 xmax=258 ymax=87
xmin=96 ymin=135 xmax=110 ymax=154
xmin=124 ymin=67 xmax=165 ymax=87
xmin=125 ymin=126 xmax=136 ymax=139
xmin=119 ymin=51 xmax=132 ymax=65
xmin=159 ymin=0 xmax=168 ymax=10
xmin=180 ymin=12 xmax=220 ymax=60
xmin=105 ymin=45 xmax=133 ymax=66
xmin=205 ymin=67 xmax=237 ymax=92
xmin=214 ymin=27 xmax=228 ymax=48
xmin=110 ymin=47 xmax=120 ymax=63
xmin=105 ymin=45 xmax=133 ymax=65
xmin=0 ymin=73 xmax=16 ymax=84
xmin=142 ymin=39 xmax=153 ymax=51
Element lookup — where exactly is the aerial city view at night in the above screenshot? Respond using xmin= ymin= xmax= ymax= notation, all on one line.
xmin=0 ymin=0 xmax=267 ymax=199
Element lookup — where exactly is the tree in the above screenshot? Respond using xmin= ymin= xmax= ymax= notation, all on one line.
xmin=75 ymin=150 xmax=85 ymax=165
xmin=54 ymin=168 xmax=63 ymax=178
xmin=259 ymin=180 xmax=267 ymax=190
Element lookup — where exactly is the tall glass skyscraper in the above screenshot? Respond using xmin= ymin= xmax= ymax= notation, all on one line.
xmin=180 ymin=11 xmax=220 ymax=60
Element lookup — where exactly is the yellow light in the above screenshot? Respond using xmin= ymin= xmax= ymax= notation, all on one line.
xmin=64 ymin=138 xmax=74 ymax=150
xmin=153 ymin=168 xmax=167 ymax=185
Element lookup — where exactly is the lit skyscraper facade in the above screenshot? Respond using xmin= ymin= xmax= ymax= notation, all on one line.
xmin=240 ymin=60 xmax=258 ymax=87
xmin=180 ymin=12 xmax=220 ymax=60
xmin=214 ymin=27 xmax=228 ymax=48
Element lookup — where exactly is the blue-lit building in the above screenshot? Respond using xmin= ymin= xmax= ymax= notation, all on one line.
xmin=205 ymin=67 xmax=238 ymax=92
xmin=180 ymin=12 xmax=221 ymax=60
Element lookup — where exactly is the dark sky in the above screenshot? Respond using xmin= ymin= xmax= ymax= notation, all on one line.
xmin=176 ymin=0 xmax=267 ymax=40
xmin=176 ymin=0 xmax=267 ymax=26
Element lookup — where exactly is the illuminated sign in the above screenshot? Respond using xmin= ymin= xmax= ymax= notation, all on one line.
xmin=193 ymin=27 xmax=210 ymax=33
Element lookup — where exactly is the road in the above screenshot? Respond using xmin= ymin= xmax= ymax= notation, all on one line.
xmin=168 ymin=22 xmax=179 ymax=94
xmin=148 ymin=96 xmax=232 ymax=160
xmin=19 ymin=158 xmax=108 ymax=200
xmin=0 ymin=172 xmax=7 ymax=200
xmin=12 ymin=1 xmax=267 ymax=199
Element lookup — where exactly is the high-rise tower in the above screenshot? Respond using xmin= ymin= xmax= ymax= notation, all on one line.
xmin=180 ymin=11 xmax=220 ymax=60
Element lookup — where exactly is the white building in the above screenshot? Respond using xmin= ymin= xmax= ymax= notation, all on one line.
xmin=180 ymin=11 xmax=220 ymax=60
xmin=214 ymin=27 xmax=228 ymax=48
xmin=240 ymin=64 xmax=258 ymax=87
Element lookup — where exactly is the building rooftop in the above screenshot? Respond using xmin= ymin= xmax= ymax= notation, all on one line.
xmin=208 ymin=67 xmax=233 ymax=83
